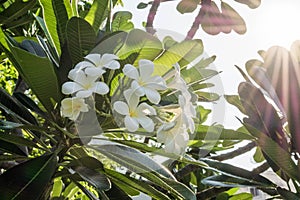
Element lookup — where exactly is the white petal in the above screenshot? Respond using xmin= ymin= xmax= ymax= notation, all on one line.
xmin=147 ymin=76 xmax=167 ymax=90
xmin=76 ymin=90 xmax=93 ymax=98
xmin=123 ymin=64 xmax=139 ymax=80
xmin=85 ymin=54 xmax=101 ymax=66
xmin=113 ymin=101 xmax=129 ymax=115
xmin=62 ymin=82 xmax=82 ymax=95
xmin=131 ymin=80 xmax=145 ymax=97
xmin=124 ymin=116 xmax=139 ymax=132
xmin=144 ymin=87 xmax=161 ymax=104
xmin=104 ymin=60 xmax=120 ymax=70
xmin=93 ymin=82 xmax=109 ymax=95
xmin=124 ymin=89 xmax=139 ymax=109
xmin=139 ymin=59 xmax=154 ymax=81
xmin=137 ymin=103 xmax=156 ymax=115
xmin=102 ymin=54 xmax=119 ymax=64
xmin=75 ymin=61 xmax=95 ymax=70
xmin=85 ymin=67 xmax=106 ymax=77
xmin=137 ymin=116 xmax=154 ymax=132
xmin=68 ymin=68 xmax=85 ymax=82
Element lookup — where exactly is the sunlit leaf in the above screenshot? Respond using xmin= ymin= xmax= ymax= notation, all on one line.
xmin=84 ymin=0 xmax=109 ymax=32
xmin=112 ymin=11 xmax=134 ymax=32
xmin=66 ymin=17 xmax=96 ymax=64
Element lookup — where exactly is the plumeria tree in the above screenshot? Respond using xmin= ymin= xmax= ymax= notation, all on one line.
xmin=0 ymin=0 xmax=300 ymax=199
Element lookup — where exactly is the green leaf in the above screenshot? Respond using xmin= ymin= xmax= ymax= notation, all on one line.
xmin=229 ymin=193 xmax=252 ymax=200
xmin=154 ymin=39 xmax=203 ymax=75
xmin=160 ymin=177 xmax=196 ymax=200
xmin=0 ymin=0 xmax=36 ymax=26
xmin=91 ymin=31 xmax=128 ymax=55
xmin=117 ymin=29 xmax=163 ymax=66
xmin=224 ymin=95 xmax=247 ymax=115
xmin=0 ymin=139 xmax=28 ymax=156
xmin=0 ymin=155 xmax=28 ymax=162
xmin=51 ymin=177 xmax=63 ymax=198
xmin=201 ymin=159 xmax=275 ymax=187
xmin=244 ymin=123 xmax=300 ymax=182
xmin=66 ymin=17 xmax=96 ymax=64
xmin=196 ymin=105 xmax=211 ymax=124
xmin=0 ymin=153 xmax=57 ymax=200
xmin=104 ymin=183 xmax=133 ymax=200
xmin=202 ymin=175 xmax=266 ymax=188
xmin=253 ymin=147 xmax=265 ymax=163
xmin=0 ymin=88 xmax=37 ymax=125
xmin=105 ymin=169 xmax=171 ymax=200
xmin=52 ymin=0 xmax=69 ymax=47
xmin=193 ymin=125 xmax=254 ymax=140
xmin=39 ymin=0 xmax=62 ymax=55
xmin=90 ymin=144 xmax=175 ymax=179
xmin=112 ymin=11 xmax=134 ymax=32
xmin=277 ymin=187 xmax=300 ymax=199
xmin=137 ymin=2 xmax=149 ymax=9
xmin=176 ymin=0 xmax=200 ymax=14
xmin=0 ymin=132 xmax=44 ymax=150
xmin=72 ymin=166 xmax=111 ymax=191
xmin=85 ymin=0 xmax=109 ymax=32
xmin=6 ymin=40 xmax=62 ymax=112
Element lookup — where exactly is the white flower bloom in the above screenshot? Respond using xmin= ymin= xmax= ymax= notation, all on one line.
xmin=179 ymin=94 xmax=196 ymax=133
xmin=75 ymin=53 xmax=120 ymax=76
xmin=113 ymin=89 xmax=156 ymax=132
xmin=167 ymin=63 xmax=188 ymax=92
xmin=123 ymin=59 xmax=167 ymax=104
xmin=62 ymin=69 xmax=109 ymax=98
xmin=61 ymin=97 xmax=89 ymax=121
xmin=157 ymin=117 xmax=189 ymax=155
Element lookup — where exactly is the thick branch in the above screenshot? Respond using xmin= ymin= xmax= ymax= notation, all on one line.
xmin=185 ymin=7 xmax=203 ymax=40
xmin=145 ymin=0 xmax=161 ymax=35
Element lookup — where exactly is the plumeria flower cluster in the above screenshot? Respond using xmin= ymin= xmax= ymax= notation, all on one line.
xmin=113 ymin=59 xmax=167 ymax=132
xmin=113 ymin=60 xmax=197 ymax=154
xmin=60 ymin=53 xmax=120 ymax=121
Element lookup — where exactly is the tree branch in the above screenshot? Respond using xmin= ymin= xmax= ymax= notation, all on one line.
xmin=209 ymin=141 xmax=256 ymax=161
xmin=145 ymin=0 xmax=161 ymax=35
xmin=185 ymin=7 xmax=203 ymax=40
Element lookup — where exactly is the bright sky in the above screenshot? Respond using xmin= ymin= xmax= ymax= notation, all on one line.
xmin=116 ymin=0 xmax=300 ymax=172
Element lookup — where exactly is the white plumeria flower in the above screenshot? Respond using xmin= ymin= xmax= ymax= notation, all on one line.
xmin=123 ymin=59 xmax=167 ymax=104
xmin=167 ymin=63 xmax=188 ymax=91
xmin=61 ymin=97 xmax=89 ymax=121
xmin=75 ymin=53 xmax=120 ymax=77
xmin=178 ymin=94 xmax=196 ymax=133
xmin=62 ymin=68 xmax=109 ymax=98
xmin=157 ymin=117 xmax=189 ymax=155
xmin=113 ymin=89 xmax=156 ymax=132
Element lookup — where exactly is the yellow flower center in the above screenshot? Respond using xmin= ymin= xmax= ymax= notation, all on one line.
xmin=129 ymin=110 xmax=138 ymax=117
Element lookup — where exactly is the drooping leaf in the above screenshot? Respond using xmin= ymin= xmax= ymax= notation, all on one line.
xmin=277 ymin=187 xmax=300 ymax=199
xmin=253 ymin=147 xmax=265 ymax=163
xmin=13 ymin=92 xmax=46 ymax=117
xmin=0 ymin=153 xmax=57 ymax=200
xmin=104 ymin=183 xmax=133 ymax=200
xmin=221 ymin=2 xmax=246 ymax=34
xmin=66 ymin=17 xmax=96 ymax=64
xmin=84 ymin=0 xmax=109 ymax=32
xmin=0 ymin=131 xmax=43 ymax=150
